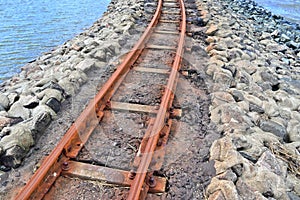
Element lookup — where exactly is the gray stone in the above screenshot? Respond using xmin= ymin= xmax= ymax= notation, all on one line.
xmin=206 ymin=25 xmax=218 ymax=36
xmin=29 ymin=110 xmax=52 ymax=139
xmin=287 ymin=120 xmax=300 ymax=142
xmin=45 ymin=98 xmax=61 ymax=113
xmin=0 ymin=93 xmax=9 ymax=110
xmin=259 ymin=120 xmax=287 ymax=139
xmin=75 ymin=59 xmax=96 ymax=72
xmin=0 ymin=125 xmax=34 ymax=168
xmin=93 ymin=49 xmax=106 ymax=61
xmin=231 ymin=90 xmax=244 ymax=102
xmin=8 ymin=100 xmax=31 ymax=120
xmin=0 ymin=116 xmax=22 ymax=132
xmin=249 ymin=103 xmax=264 ymax=114
xmin=256 ymin=150 xmax=285 ymax=176
xmin=266 ymin=43 xmax=288 ymax=52
xmin=260 ymin=71 xmax=279 ymax=85
xmin=287 ymin=192 xmax=300 ymax=200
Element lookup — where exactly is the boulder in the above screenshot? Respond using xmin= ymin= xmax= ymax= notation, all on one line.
xmin=0 ymin=125 xmax=34 ymax=168
xmin=0 ymin=93 xmax=9 ymax=110
xmin=259 ymin=120 xmax=287 ymax=140
xmin=75 ymin=58 xmax=96 ymax=72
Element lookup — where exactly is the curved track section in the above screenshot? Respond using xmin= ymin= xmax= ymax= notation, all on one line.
xmin=15 ymin=0 xmax=186 ymax=199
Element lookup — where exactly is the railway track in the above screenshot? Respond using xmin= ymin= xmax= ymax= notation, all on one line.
xmin=15 ymin=0 xmax=186 ymax=199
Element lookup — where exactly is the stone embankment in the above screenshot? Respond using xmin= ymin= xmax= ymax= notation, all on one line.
xmin=194 ymin=0 xmax=300 ymax=199
xmin=0 ymin=0 xmax=145 ymax=170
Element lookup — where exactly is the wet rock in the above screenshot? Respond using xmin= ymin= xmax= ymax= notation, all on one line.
xmin=0 ymin=125 xmax=34 ymax=168
xmin=259 ymin=120 xmax=287 ymax=140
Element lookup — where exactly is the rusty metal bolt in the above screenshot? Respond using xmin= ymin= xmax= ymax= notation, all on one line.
xmin=160 ymin=132 xmax=166 ymax=138
xmin=128 ymin=170 xmax=136 ymax=180
xmin=157 ymin=139 xmax=163 ymax=146
xmin=62 ymin=162 xmax=70 ymax=171
xmin=147 ymin=176 xmax=156 ymax=188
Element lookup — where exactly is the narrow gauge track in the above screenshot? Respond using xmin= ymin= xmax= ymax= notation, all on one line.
xmin=16 ymin=0 xmax=186 ymax=199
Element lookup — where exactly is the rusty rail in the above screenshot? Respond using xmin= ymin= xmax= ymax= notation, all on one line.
xmin=15 ymin=0 xmax=186 ymax=199
xmin=15 ymin=1 xmax=163 ymax=199
xmin=127 ymin=0 xmax=186 ymax=199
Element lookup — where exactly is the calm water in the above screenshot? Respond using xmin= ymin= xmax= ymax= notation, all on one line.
xmin=0 ymin=0 xmax=110 ymax=81
xmin=254 ymin=0 xmax=300 ymax=24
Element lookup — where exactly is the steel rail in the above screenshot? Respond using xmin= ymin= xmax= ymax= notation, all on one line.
xmin=15 ymin=0 xmax=163 ymax=199
xmin=127 ymin=0 xmax=186 ymax=199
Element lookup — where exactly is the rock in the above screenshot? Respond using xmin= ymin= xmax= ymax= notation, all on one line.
xmin=45 ymin=98 xmax=61 ymax=113
xmin=249 ymin=103 xmax=264 ymax=114
xmin=259 ymin=32 xmax=272 ymax=41
xmin=32 ymin=105 xmax=57 ymax=121
xmin=23 ymin=96 xmax=39 ymax=109
xmin=241 ymin=162 xmax=289 ymax=199
xmin=28 ymin=108 xmax=52 ymax=139
xmin=230 ymin=90 xmax=244 ymax=102
xmin=75 ymin=59 xmax=96 ymax=72
xmin=206 ymin=25 xmax=218 ymax=36
xmin=287 ymin=192 xmax=300 ymax=200
xmin=0 ymin=93 xmax=9 ymax=110
xmin=58 ymin=78 xmax=78 ymax=97
xmin=40 ymin=88 xmax=63 ymax=103
xmin=92 ymin=49 xmax=106 ymax=61
xmin=0 ymin=116 xmax=23 ymax=132
xmin=259 ymin=120 xmax=287 ymax=140
xmin=206 ymin=178 xmax=239 ymax=200
xmin=280 ymin=33 xmax=291 ymax=42
xmin=8 ymin=98 xmax=31 ymax=120
xmin=236 ymin=179 xmax=262 ymax=200
xmin=213 ymin=69 xmax=234 ymax=88
xmin=216 ymin=169 xmax=237 ymax=182
xmin=7 ymin=93 xmax=19 ymax=106
xmin=71 ymin=41 xmax=85 ymax=51
xmin=0 ymin=125 xmax=34 ymax=168
xmin=256 ymin=150 xmax=285 ymax=176
xmin=266 ymin=43 xmax=287 ymax=52
xmin=244 ymin=94 xmax=263 ymax=107
xmin=287 ymin=120 xmax=300 ymax=142
xmin=287 ymin=41 xmax=300 ymax=49
xmin=210 ymin=137 xmax=245 ymax=174
xmin=260 ymin=71 xmax=279 ymax=85
xmin=211 ymin=92 xmax=235 ymax=109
